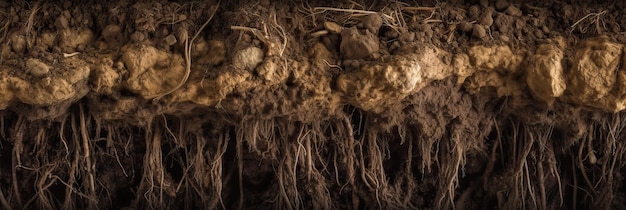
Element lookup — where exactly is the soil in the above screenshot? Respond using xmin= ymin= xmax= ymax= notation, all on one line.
xmin=0 ymin=0 xmax=626 ymax=209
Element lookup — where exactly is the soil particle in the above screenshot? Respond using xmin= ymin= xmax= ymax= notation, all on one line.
xmin=505 ymin=5 xmax=523 ymax=17
xmin=479 ymin=9 xmax=494 ymax=27
xmin=495 ymin=0 xmax=509 ymax=12
xmin=459 ymin=21 xmax=473 ymax=32
xmin=324 ymin=21 xmax=343 ymax=34
xmin=102 ymin=24 xmax=122 ymax=43
xmin=233 ymin=46 xmax=265 ymax=71
xmin=164 ymin=34 xmax=177 ymax=46
xmin=469 ymin=5 xmax=480 ymax=19
xmin=25 ymin=58 xmax=50 ymax=77
xmin=340 ymin=27 xmax=379 ymax=60
xmin=360 ymin=13 xmax=383 ymax=34
xmin=472 ymin=24 xmax=487 ymax=39
xmin=55 ymin=15 xmax=70 ymax=30
xmin=9 ymin=33 xmax=25 ymax=53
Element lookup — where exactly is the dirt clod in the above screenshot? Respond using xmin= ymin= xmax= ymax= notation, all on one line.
xmin=340 ymin=27 xmax=379 ymax=60
xmin=233 ymin=46 xmax=265 ymax=71
xmin=495 ymin=0 xmax=510 ymax=11
xmin=360 ymin=13 xmax=383 ymax=34
xmin=25 ymin=58 xmax=51 ymax=77
xmin=505 ymin=5 xmax=523 ymax=17
xmin=324 ymin=21 xmax=343 ymax=34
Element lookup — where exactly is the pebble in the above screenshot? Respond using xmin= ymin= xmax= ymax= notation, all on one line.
xmin=324 ymin=21 xmax=343 ymax=34
xmin=472 ymin=24 xmax=487 ymax=39
xmin=459 ymin=21 xmax=473 ymax=32
xmin=495 ymin=0 xmax=509 ymax=11
xmin=164 ymin=34 xmax=177 ymax=46
xmin=25 ymin=58 xmax=50 ymax=77
xmin=505 ymin=5 xmax=523 ymax=17
xmin=361 ymin=13 xmax=383 ymax=34
xmin=479 ymin=10 xmax=494 ymax=26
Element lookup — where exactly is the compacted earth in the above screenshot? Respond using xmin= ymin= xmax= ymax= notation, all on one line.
xmin=1 ymin=0 xmax=626 ymax=209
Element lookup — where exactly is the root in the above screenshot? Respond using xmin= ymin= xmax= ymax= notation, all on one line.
xmin=154 ymin=2 xmax=220 ymax=101
xmin=24 ymin=1 xmax=41 ymax=48
xmin=569 ymin=10 xmax=607 ymax=34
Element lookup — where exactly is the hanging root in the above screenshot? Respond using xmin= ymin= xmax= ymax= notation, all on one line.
xmin=154 ymin=1 xmax=220 ymax=101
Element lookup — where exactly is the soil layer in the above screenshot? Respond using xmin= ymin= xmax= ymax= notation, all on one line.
xmin=1 ymin=0 xmax=626 ymax=209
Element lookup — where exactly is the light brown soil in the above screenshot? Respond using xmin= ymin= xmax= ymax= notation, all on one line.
xmin=1 ymin=0 xmax=626 ymax=209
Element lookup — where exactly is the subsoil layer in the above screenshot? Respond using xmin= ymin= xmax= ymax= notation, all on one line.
xmin=1 ymin=0 xmax=626 ymax=209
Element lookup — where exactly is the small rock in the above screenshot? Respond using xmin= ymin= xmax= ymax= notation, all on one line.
xmin=360 ymin=13 xmax=383 ymax=34
xmin=500 ymin=35 xmax=510 ymax=42
xmin=55 ymin=15 xmax=69 ymax=29
xmin=10 ymin=33 xmax=25 ymax=53
xmin=495 ymin=0 xmax=509 ymax=11
xmin=505 ymin=5 xmax=523 ymax=17
xmin=25 ymin=58 xmax=51 ymax=77
xmin=340 ymin=27 xmax=379 ymax=60
xmin=479 ymin=10 xmax=494 ymax=26
xmin=164 ymin=34 xmax=177 ymax=46
xmin=324 ymin=21 xmax=343 ymax=34
xmin=233 ymin=46 xmax=264 ymax=71
xmin=479 ymin=0 xmax=489 ymax=7
xmin=459 ymin=21 xmax=473 ymax=32
xmin=131 ymin=31 xmax=145 ymax=42
xmin=399 ymin=32 xmax=415 ymax=42
xmin=102 ymin=24 xmax=122 ymax=42
xmin=472 ymin=24 xmax=487 ymax=39
xmin=468 ymin=6 xmax=480 ymax=18
xmin=534 ymin=29 xmax=544 ymax=39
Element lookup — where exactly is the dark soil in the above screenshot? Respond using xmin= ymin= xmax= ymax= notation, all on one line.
xmin=0 ymin=0 xmax=626 ymax=209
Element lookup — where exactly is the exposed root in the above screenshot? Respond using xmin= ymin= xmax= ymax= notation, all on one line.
xmin=154 ymin=2 xmax=220 ymax=101
xmin=569 ymin=10 xmax=607 ymax=34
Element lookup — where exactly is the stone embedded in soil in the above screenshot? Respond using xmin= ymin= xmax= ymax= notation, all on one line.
xmin=567 ymin=37 xmax=625 ymax=111
xmin=233 ymin=46 xmax=265 ymax=71
xmin=25 ymin=58 xmax=51 ymax=77
xmin=479 ymin=9 xmax=494 ymax=27
xmin=472 ymin=24 xmax=487 ymax=39
xmin=505 ymin=5 xmax=523 ymax=17
xmin=526 ymin=39 xmax=566 ymax=105
xmin=9 ymin=33 xmax=25 ymax=53
xmin=164 ymin=34 xmax=177 ymax=46
xmin=102 ymin=24 xmax=122 ymax=42
xmin=459 ymin=21 xmax=473 ymax=32
xmin=324 ymin=21 xmax=343 ymax=34
xmin=340 ymin=27 xmax=379 ymax=60
xmin=495 ymin=0 xmax=509 ymax=11
xmin=360 ymin=13 xmax=383 ymax=34
xmin=337 ymin=55 xmax=421 ymax=112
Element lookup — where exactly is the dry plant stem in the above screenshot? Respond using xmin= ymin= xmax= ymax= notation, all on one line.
xmin=154 ymin=2 xmax=220 ymax=101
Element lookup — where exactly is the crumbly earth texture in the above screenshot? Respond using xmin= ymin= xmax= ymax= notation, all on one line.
xmin=1 ymin=0 xmax=626 ymax=209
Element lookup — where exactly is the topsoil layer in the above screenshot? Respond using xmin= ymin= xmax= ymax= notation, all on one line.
xmin=1 ymin=0 xmax=626 ymax=209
